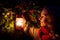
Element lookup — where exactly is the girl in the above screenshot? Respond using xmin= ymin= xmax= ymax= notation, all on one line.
xmin=38 ymin=7 xmax=55 ymax=40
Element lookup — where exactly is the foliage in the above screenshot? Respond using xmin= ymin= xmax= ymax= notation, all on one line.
xmin=0 ymin=8 xmax=15 ymax=33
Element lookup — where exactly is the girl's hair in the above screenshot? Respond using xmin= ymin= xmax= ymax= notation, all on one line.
xmin=41 ymin=7 xmax=55 ymax=31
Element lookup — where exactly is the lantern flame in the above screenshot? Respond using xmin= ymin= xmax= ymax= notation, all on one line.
xmin=16 ymin=18 xmax=26 ymax=27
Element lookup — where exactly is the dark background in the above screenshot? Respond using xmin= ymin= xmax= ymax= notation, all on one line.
xmin=0 ymin=0 xmax=60 ymax=40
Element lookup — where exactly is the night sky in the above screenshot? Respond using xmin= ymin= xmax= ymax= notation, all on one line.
xmin=0 ymin=0 xmax=59 ymax=7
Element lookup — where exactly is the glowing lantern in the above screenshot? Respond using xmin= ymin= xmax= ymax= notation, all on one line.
xmin=16 ymin=18 xmax=26 ymax=29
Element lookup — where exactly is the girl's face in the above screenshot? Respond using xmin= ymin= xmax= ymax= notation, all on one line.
xmin=39 ymin=8 xmax=47 ymax=26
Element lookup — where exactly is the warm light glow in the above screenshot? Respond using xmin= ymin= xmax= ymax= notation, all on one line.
xmin=16 ymin=18 xmax=26 ymax=27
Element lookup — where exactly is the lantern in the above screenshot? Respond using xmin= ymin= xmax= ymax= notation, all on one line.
xmin=16 ymin=18 xmax=26 ymax=30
